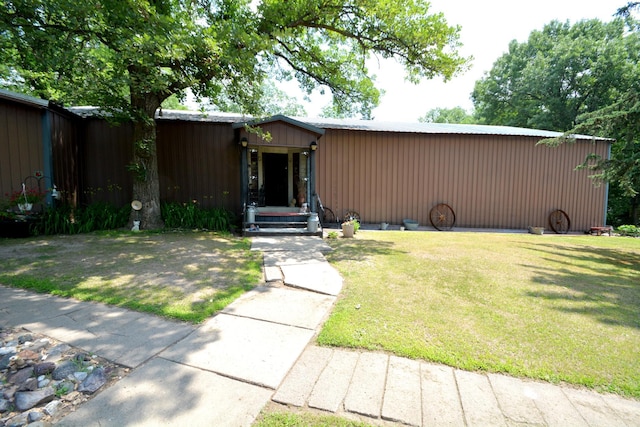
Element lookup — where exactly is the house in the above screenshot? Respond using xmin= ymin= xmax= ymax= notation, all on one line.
xmin=1 ymin=89 xmax=611 ymax=232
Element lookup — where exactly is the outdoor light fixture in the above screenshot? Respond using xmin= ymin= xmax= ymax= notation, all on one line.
xmin=310 ymin=141 xmax=318 ymax=151
xmin=240 ymin=137 xmax=248 ymax=148
xmin=51 ymin=184 xmax=60 ymax=199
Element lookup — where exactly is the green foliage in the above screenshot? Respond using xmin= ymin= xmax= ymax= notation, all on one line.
xmin=255 ymin=411 xmax=374 ymax=427
xmin=419 ymin=106 xmax=478 ymax=124
xmin=617 ymin=224 xmax=640 ymax=236
xmin=37 ymin=202 xmax=129 ymax=235
xmin=472 ymin=18 xmax=639 ymax=131
xmin=161 ymin=202 xmax=234 ymax=232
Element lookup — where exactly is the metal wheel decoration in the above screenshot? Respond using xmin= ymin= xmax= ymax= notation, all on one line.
xmin=320 ymin=207 xmax=336 ymax=227
xmin=429 ymin=203 xmax=456 ymax=231
xmin=548 ymin=209 xmax=570 ymax=234
xmin=343 ymin=210 xmax=361 ymax=223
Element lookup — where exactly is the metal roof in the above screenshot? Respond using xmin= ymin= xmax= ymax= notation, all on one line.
xmin=66 ymin=106 xmax=609 ymax=141
xmin=0 ymin=88 xmax=49 ymax=108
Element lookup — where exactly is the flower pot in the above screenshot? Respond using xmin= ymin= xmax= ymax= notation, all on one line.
xmin=529 ymin=226 xmax=544 ymax=235
xmin=342 ymin=222 xmax=355 ymax=238
xmin=403 ymin=219 xmax=419 ymax=230
xmin=18 ymin=203 xmax=33 ymax=213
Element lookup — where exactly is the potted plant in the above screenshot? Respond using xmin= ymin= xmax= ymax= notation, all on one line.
xmin=341 ymin=219 xmax=359 ymax=238
xmin=7 ymin=185 xmax=46 ymax=213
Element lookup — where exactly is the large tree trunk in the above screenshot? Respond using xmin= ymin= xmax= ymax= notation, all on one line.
xmin=129 ymin=90 xmax=164 ymax=230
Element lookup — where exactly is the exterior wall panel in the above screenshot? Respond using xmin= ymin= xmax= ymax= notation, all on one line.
xmin=157 ymin=120 xmax=240 ymax=213
xmin=316 ymin=130 xmax=607 ymax=232
xmin=0 ymin=100 xmax=44 ymax=202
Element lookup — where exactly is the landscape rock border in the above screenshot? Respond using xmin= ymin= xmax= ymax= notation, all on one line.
xmin=0 ymin=326 xmax=129 ymax=426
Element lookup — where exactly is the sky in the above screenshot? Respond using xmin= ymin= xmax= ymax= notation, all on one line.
xmin=288 ymin=0 xmax=622 ymax=123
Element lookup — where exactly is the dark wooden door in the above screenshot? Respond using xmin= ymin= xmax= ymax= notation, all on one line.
xmin=263 ymin=153 xmax=288 ymax=206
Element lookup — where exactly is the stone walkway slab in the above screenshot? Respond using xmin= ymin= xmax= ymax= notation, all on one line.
xmin=308 ymin=349 xmax=359 ymax=412
xmin=161 ymin=313 xmax=314 ymax=389
xmin=263 ymin=251 xmax=328 ymax=267
xmin=57 ymin=357 xmax=272 ymax=427
xmin=0 ymin=286 xmax=194 ymax=368
xmin=382 ymin=356 xmax=422 ymax=426
xmin=221 ymin=286 xmax=335 ymax=329
xmin=251 ymin=236 xmax=332 ymax=253
xmin=281 ymin=263 xmax=343 ymax=295
xmin=421 ymin=363 xmax=466 ymax=426
xmin=344 ymin=352 xmax=388 ymax=418
xmin=272 ymin=346 xmax=333 ymax=407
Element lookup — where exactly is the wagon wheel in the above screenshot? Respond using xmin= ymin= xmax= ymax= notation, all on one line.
xmin=429 ymin=203 xmax=456 ymax=231
xmin=549 ymin=209 xmax=570 ymax=234
xmin=320 ymin=207 xmax=336 ymax=227
xmin=343 ymin=210 xmax=361 ymax=223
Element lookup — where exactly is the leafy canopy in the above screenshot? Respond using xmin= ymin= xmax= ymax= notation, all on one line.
xmin=0 ymin=0 xmax=468 ymax=119
xmin=472 ymin=18 xmax=639 ymax=132
xmin=419 ymin=106 xmax=477 ymax=124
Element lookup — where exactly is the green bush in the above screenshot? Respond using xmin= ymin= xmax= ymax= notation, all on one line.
xmin=161 ymin=201 xmax=234 ymax=232
xmin=617 ymin=224 xmax=640 ymax=237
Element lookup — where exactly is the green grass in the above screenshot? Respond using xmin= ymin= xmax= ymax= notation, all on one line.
xmin=0 ymin=230 xmax=262 ymax=323
xmin=319 ymin=231 xmax=640 ymax=398
xmin=254 ymin=410 xmax=375 ymax=427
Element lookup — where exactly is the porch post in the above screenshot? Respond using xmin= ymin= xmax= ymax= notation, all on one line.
xmin=240 ymin=142 xmax=248 ymax=208
xmin=309 ymin=142 xmax=317 ymax=213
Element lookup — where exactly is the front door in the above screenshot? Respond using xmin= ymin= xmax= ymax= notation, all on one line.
xmin=263 ymin=153 xmax=289 ymax=206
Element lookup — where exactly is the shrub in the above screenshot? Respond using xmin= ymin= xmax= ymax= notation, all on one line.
xmin=161 ymin=201 xmax=234 ymax=232
xmin=37 ymin=202 xmax=129 ymax=235
xmin=617 ymin=224 xmax=640 ymax=237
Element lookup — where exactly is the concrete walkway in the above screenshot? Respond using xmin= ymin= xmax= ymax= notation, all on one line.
xmin=0 ymin=235 xmax=638 ymax=426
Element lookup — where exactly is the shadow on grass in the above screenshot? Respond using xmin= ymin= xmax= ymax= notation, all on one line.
xmin=521 ymin=242 xmax=640 ymax=329
xmin=324 ymin=237 xmax=405 ymax=263
xmin=0 ymin=231 xmax=261 ymax=323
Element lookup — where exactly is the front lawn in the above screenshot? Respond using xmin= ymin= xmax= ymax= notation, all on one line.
xmin=320 ymin=231 xmax=640 ymax=398
xmin=0 ymin=231 xmax=263 ymax=323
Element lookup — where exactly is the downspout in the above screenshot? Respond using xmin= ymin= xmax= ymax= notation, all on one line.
xmin=42 ymin=109 xmax=54 ymax=206
xmin=240 ymin=138 xmax=249 ymax=209
xmin=309 ymin=142 xmax=317 ymax=213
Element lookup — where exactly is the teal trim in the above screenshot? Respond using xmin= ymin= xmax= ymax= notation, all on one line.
xmin=41 ymin=110 xmax=54 ymax=206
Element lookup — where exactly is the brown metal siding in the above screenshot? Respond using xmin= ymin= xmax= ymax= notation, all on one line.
xmin=239 ymin=122 xmax=320 ymax=148
xmin=81 ymin=119 xmax=134 ymax=206
xmin=316 ymin=130 xmax=607 ymax=231
xmin=0 ymin=99 xmax=43 ymax=200
xmin=157 ymin=120 xmax=240 ymax=212
xmin=49 ymin=110 xmax=81 ymax=207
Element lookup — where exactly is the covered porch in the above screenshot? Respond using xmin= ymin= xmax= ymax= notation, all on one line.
xmin=233 ymin=115 xmax=325 ymax=236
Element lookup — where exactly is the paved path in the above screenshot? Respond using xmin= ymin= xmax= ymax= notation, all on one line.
xmin=0 ymin=235 xmax=638 ymax=426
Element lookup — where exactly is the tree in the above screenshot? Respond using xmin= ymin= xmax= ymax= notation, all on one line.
xmin=419 ymin=106 xmax=477 ymax=124
xmin=472 ymin=18 xmax=639 ymax=132
xmin=539 ymin=5 xmax=640 ymax=225
xmin=209 ymin=79 xmax=307 ymax=117
xmin=0 ymin=0 xmax=468 ymax=229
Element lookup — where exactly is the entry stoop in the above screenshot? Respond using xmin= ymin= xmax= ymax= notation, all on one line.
xmin=243 ymin=208 xmax=323 ymax=237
